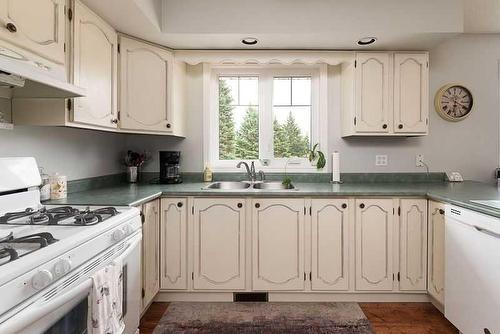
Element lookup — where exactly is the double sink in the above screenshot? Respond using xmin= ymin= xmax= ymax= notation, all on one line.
xmin=203 ymin=181 xmax=296 ymax=191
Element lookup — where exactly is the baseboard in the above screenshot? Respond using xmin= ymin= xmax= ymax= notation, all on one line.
xmin=155 ymin=292 xmax=429 ymax=303
xmin=428 ymin=295 xmax=444 ymax=314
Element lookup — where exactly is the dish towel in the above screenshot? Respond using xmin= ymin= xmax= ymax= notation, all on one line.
xmin=91 ymin=260 xmax=124 ymax=334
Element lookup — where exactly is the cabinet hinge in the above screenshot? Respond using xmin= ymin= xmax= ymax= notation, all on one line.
xmin=191 ymin=272 xmax=194 ymax=280
xmin=398 ymin=206 xmax=401 ymax=216
xmin=192 ymin=206 xmax=194 ymax=215
xmin=392 ymin=273 xmax=395 ymax=281
xmin=63 ymin=43 xmax=66 ymax=53
xmin=304 ymin=273 xmax=306 ymax=281
xmin=117 ymin=111 xmax=121 ymax=120
xmin=354 ymin=117 xmax=356 ymax=126
xmin=309 ymin=272 xmax=312 ymax=281
xmin=426 ymin=118 xmax=428 ymax=125
xmin=397 ymin=272 xmax=400 ymax=282
xmin=426 ymin=61 xmax=429 ymax=68
xmin=68 ymin=8 xmax=73 ymax=21
xmin=309 ymin=206 xmax=312 ymax=216
xmin=354 ymin=60 xmax=357 ymax=68
xmin=141 ymin=288 xmax=145 ymax=299
xmin=66 ymin=99 xmax=72 ymax=111
xmin=140 ymin=211 xmax=145 ymax=224
xmin=393 ymin=208 xmax=395 ymax=215
xmin=304 ymin=207 xmax=306 ymax=215
xmin=118 ymin=43 xmax=120 ymax=53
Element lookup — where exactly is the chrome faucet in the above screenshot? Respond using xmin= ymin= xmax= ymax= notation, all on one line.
xmin=236 ymin=161 xmax=257 ymax=182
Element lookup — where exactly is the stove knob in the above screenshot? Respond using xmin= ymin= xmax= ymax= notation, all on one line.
xmin=53 ymin=258 xmax=72 ymax=277
xmin=112 ymin=229 xmax=124 ymax=242
xmin=32 ymin=270 xmax=53 ymax=290
xmin=122 ymin=224 xmax=132 ymax=235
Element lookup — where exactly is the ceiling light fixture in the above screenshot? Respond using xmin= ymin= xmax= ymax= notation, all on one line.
xmin=241 ymin=37 xmax=258 ymax=45
xmin=357 ymin=37 xmax=377 ymax=46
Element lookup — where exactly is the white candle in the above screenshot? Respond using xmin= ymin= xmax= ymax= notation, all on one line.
xmin=332 ymin=151 xmax=340 ymax=182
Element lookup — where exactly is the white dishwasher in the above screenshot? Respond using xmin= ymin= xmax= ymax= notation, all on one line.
xmin=446 ymin=205 xmax=500 ymax=334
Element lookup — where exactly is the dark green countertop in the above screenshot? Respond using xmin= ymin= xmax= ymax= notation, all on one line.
xmin=45 ymin=181 xmax=500 ymax=218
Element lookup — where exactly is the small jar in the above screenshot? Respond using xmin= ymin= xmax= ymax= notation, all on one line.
xmin=39 ymin=168 xmax=51 ymax=201
xmin=50 ymin=173 xmax=67 ymax=199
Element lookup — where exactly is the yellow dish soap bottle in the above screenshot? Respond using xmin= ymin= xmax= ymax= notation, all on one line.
xmin=203 ymin=165 xmax=213 ymax=182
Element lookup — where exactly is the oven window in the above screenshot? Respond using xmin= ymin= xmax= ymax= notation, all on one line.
xmin=44 ymin=297 xmax=88 ymax=334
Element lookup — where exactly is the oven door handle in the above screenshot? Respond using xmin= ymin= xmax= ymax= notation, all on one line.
xmin=113 ymin=233 xmax=141 ymax=264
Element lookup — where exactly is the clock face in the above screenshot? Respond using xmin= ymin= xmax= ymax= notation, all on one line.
xmin=435 ymin=85 xmax=473 ymax=121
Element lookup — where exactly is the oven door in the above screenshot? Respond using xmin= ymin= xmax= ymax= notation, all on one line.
xmin=0 ymin=232 xmax=142 ymax=334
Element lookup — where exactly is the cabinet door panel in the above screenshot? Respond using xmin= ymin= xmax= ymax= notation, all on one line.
xmin=72 ymin=1 xmax=117 ymax=128
xmin=0 ymin=0 xmax=65 ymax=64
xmin=355 ymin=53 xmax=391 ymax=133
xmin=355 ymin=199 xmax=394 ymax=291
xmin=160 ymin=198 xmax=187 ymax=290
xmin=394 ymin=54 xmax=429 ymax=133
xmin=428 ymin=201 xmax=445 ymax=304
xmin=399 ymin=199 xmax=427 ymax=291
xmin=141 ymin=200 xmax=160 ymax=310
xmin=311 ymin=199 xmax=349 ymax=291
xmin=119 ymin=36 xmax=173 ymax=132
xmin=252 ymin=199 xmax=305 ymax=291
xmin=193 ymin=198 xmax=245 ymax=290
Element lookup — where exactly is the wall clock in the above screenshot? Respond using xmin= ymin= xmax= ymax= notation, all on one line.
xmin=434 ymin=84 xmax=473 ymax=121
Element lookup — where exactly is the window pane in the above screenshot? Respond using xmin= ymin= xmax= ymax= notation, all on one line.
xmin=273 ymin=106 xmax=311 ymax=158
xmin=273 ymin=77 xmax=291 ymax=105
xmin=292 ymin=77 xmax=311 ymax=105
xmin=219 ymin=76 xmax=259 ymax=160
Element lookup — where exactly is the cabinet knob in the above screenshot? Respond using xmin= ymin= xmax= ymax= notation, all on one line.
xmin=398 ymin=124 xmax=403 ymax=129
xmin=359 ymin=203 xmax=365 ymax=209
xmin=439 ymin=209 xmax=445 ymax=215
xmin=6 ymin=23 xmax=17 ymax=33
xmin=342 ymin=203 xmax=347 ymax=209
xmin=237 ymin=203 xmax=243 ymax=208
xmin=177 ymin=202 xmax=183 ymax=208
xmin=110 ymin=118 xmax=118 ymax=124
xmin=255 ymin=203 xmax=260 ymax=208
xmin=166 ymin=123 xmax=171 ymax=129
xmin=382 ymin=124 xmax=388 ymax=129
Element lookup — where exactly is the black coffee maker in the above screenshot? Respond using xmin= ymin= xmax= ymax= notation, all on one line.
xmin=159 ymin=151 xmax=182 ymax=184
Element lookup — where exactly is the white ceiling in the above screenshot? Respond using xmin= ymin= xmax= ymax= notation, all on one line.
xmin=81 ymin=0 xmax=499 ymax=50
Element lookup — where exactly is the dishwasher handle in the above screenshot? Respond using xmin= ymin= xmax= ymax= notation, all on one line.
xmin=474 ymin=226 xmax=500 ymax=239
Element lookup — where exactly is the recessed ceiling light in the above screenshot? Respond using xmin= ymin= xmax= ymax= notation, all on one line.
xmin=357 ymin=37 xmax=377 ymax=46
xmin=241 ymin=37 xmax=258 ymax=45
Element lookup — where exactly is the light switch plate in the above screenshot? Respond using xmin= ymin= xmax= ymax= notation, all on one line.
xmin=375 ymin=155 xmax=388 ymax=166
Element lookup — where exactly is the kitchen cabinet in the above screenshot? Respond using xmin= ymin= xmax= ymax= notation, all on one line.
xmin=141 ymin=199 xmax=160 ymax=311
xmin=160 ymin=198 xmax=188 ymax=290
xmin=342 ymin=52 xmax=429 ymax=137
xmin=310 ymin=199 xmax=349 ymax=291
xmin=428 ymin=201 xmax=445 ymax=305
xmin=71 ymin=0 xmax=118 ymax=129
xmin=393 ymin=54 xmax=429 ymax=134
xmin=398 ymin=199 xmax=427 ymax=291
xmin=252 ymin=198 xmax=305 ymax=291
xmin=119 ymin=36 xmax=174 ymax=133
xmin=192 ymin=198 xmax=246 ymax=290
xmin=355 ymin=198 xmax=394 ymax=291
xmin=0 ymin=0 xmax=65 ymax=65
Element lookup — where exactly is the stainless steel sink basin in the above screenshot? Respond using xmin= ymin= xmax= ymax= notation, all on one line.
xmin=252 ymin=182 xmax=295 ymax=190
xmin=204 ymin=181 xmax=251 ymax=190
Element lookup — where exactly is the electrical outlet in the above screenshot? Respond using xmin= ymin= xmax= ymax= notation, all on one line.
xmin=416 ymin=154 xmax=424 ymax=167
xmin=375 ymin=155 xmax=388 ymax=166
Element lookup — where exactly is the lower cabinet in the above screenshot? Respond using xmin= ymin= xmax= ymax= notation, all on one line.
xmin=252 ymin=198 xmax=305 ymax=291
xmin=193 ymin=198 xmax=246 ymax=290
xmin=311 ymin=199 xmax=349 ymax=291
xmin=141 ymin=199 xmax=160 ymax=311
xmin=355 ymin=198 xmax=394 ymax=291
xmin=428 ymin=201 xmax=445 ymax=305
xmin=160 ymin=198 xmax=188 ymax=290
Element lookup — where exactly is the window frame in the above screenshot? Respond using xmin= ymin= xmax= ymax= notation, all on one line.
xmin=203 ymin=63 xmax=328 ymax=172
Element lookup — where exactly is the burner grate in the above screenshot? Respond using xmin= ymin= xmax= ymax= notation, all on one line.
xmin=0 ymin=232 xmax=58 ymax=266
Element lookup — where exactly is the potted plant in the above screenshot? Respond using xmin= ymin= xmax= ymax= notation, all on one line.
xmin=123 ymin=150 xmax=150 ymax=183
xmin=308 ymin=143 xmax=326 ymax=170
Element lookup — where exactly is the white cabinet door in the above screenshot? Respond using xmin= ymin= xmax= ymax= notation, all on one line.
xmin=354 ymin=53 xmax=391 ymax=133
xmin=193 ymin=198 xmax=245 ymax=290
xmin=160 ymin=198 xmax=188 ymax=290
xmin=252 ymin=198 xmax=305 ymax=291
xmin=399 ymin=199 xmax=427 ymax=291
xmin=355 ymin=199 xmax=394 ymax=291
xmin=0 ymin=0 xmax=65 ymax=64
xmin=141 ymin=199 xmax=160 ymax=310
xmin=311 ymin=199 xmax=349 ymax=291
xmin=119 ymin=36 xmax=173 ymax=132
xmin=428 ymin=201 xmax=445 ymax=305
xmin=393 ymin=53 xmax=429 ymax=133
xmin=72 ymin=1 xmax=117 ymax=128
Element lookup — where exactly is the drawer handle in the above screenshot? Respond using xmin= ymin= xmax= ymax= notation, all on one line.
xmin=382 ymin=124 xmax=387 ymax=129
xmin=166 ymin=123 xmax=171 ymax=129
xmin=474 ymin=226 xmax=500 ymax=239
xmin=255 ymin=203 xmax=260 ymax=208
xmin=237 ymin=203 xmax=243 ymax=208
xmin=110 ymin=118 xmax=118 ymax=124
xmin=177 ymin=202 xmax=183 ymax=208
xmin=6 ymin=23 xmax=17 ymax=33
xmin=398 ymin=124 xmax=403 ymax=129
xmin=342 ymin=203 xmax=347 ymax=209
xmin=439 ymin=209 xmax=445 ymax=215
xmin=359 ymin=203 xmax=365 ymax=209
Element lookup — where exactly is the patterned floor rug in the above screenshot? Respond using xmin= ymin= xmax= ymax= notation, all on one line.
xmin=152 ymin=302 xmax=373 ymax=334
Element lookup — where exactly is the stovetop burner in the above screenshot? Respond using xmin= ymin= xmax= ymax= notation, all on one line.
xmin=0 ymin=206 xmax=119 ymax=226
xmin=0 ymin=232 xmax=58 ymax=266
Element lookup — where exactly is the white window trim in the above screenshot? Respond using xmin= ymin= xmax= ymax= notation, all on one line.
xmin=203 ymin=63 xmax=328 ymax=172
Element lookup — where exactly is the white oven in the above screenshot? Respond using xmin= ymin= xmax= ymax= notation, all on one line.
xmin=0 ymin=231 xmax=141 ymax=334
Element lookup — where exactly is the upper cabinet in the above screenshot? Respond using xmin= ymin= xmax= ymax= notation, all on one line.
xmin=71 ymin=0 xmax=118 ymax=128
xmin=342 ymin=52 xmax=429 ymax=137
xmin=0 ymin=0 xmax=65 ymax=65
xmin=119 ymin=36 xmax=180 ymax=134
